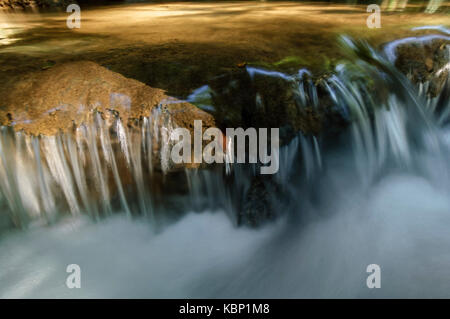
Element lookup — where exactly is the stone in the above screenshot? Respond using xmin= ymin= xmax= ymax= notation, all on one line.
xmin=393 ymin=37 xmax=449 ymax=96
xmin=0 ymin=61 xmax=215 ymax=136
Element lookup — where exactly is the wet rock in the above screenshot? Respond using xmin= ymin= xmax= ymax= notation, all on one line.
xmin=392 ymin=37 xmax=450 ymax=96
xmin=239 ymin=175 xmax=282 ymax=227
xmin=0 ymin=61 xmax=218 ymax=226
xmin=0 ymin=61 xmax=215 ymax=193
xmin=206 ymin=67 xmax=342 ymax=146
xmin=194 ymin=67 xmax=347 ymax=228
xmin=0 ymin=61 xmax=214 ymax=136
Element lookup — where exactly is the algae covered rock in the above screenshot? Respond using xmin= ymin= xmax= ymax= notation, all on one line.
xmin=388 ymin=37 xmax=450 ymax=96
xmin=202 ymin=66 xmax=344 ymax=147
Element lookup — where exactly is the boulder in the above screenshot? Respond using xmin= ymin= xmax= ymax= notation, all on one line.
xmin=239 ymin=175 xmax=282 ymax=227
xmin=0 ymin=61 xmax=217 ymax=224
xmin=391 ymin=37 xmax=449 ymax=96
xmin=204 ymin=67 xmax=344 ymax=146
xmin=0 ymin=61 xmax=214 ymax=136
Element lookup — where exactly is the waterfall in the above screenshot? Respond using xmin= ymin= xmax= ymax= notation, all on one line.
xmin=0 ymin=107 xmax=178 ymax=228
xmin=1 ymin=35 xmax=448 ymax=230
xmin=1 ymin=32 xmax=450 ymax=297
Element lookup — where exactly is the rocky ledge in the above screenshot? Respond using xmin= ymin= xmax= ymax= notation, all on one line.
xmin=0 ymin=61 xmax=214 ymax=136
xmin=390 ymin=37 xmax=449 ymax=97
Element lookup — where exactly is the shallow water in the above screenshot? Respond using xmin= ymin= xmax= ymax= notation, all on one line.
xmin=0 ymin=1 xmax=449 ymax=95
xmin=0 ymin=1 xmax=450 ymax=299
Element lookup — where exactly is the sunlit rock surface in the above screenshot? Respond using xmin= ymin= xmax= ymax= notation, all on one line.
xmin=0 ymin=61 xmax=216 ymax=228
xmin=0 ymin=61 xmax=214 ymax=135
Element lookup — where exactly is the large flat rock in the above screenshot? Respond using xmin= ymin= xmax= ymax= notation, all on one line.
xmin=0 ymin=61 xmax=215 ymax=135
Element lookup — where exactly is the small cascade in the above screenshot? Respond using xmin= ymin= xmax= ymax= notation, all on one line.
xmin=0 ymin=33 xmax=449 ymax=230
xmin=322 ymin=37 xmax=449 ymax=184
xmin=183 ymin=32 xmax=449 ymax=223
xmin=0 ymin=107 xmax=180 ymax=228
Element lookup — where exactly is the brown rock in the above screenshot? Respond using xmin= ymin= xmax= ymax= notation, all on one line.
xmin=393 ymin=37 xmax=449 ymax=96
xmin=425 ymin=57 xmax=434 ymax=72
xmin=0 ymin=61 xmax=214 ymax=136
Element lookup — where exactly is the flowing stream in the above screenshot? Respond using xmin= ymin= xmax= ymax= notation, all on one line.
xmin=0 ymin=3 xmax=450 ymax=298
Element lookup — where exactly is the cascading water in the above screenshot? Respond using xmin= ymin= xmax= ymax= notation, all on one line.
xmin=0 ymin=107 xmax=178 ymax=229
xmin=1 ymin=34 xmax=450 ymax=298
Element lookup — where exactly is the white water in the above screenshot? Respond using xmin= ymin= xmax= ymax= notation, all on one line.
xmin=1 ymin=124 xmax=450 ymax=298
xmin=1 ymin=35 xmax=450 ymax=298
